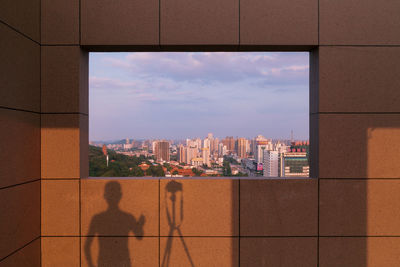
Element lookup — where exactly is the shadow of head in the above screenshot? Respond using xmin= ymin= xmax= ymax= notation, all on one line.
xmin=104 ymin=181 xmax=122 ymax=208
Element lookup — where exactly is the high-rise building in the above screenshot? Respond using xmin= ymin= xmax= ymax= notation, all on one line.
xmin=212 ymin=138 xmax=219 ymax=154
xmin=252 ymin=135 xmax=267 ymax=153
xmin=275 ymin=142 xmax=289 ymax=154
xmin=255 ymin=142 xmax=268 ymax=163
xmin=263 ymin=150 xmax=279 ymax=177
xmin=202 ymin=147 xmax=211 ymax=167
xmin=177 ymin=144 xmax=186 ymax=163
xmin=206 ymin=133 xmax=215 ymax=152
xmin=185 ymin=145 xmax=198 ymax=164
xmin=154 ymin=141 xmax=170 ymax=162
xmin=237 ymin=138 xmax=248 ymax=158
xmin=282 ymin=152 xmax=309 ymax=177
xmin=203 ymin=138 xmax=211 ymax=149
xmin=194 ymin=138 xmax=202 ymax=150
xmin=222 ymin=136 xmax=235 ymax=152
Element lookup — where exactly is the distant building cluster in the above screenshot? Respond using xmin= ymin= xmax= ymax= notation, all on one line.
xmin=91 ymin=132 xmax=310 ymax=178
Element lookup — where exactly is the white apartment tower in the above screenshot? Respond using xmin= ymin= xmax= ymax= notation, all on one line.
xmin=263 ymin=150 xmax=279 ymax=177
xmin=202 ymin=147 xmax=211 ymax=167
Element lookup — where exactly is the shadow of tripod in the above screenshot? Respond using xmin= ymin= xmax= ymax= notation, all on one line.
xmin=161 ymin=180 xmax=195 ymax=267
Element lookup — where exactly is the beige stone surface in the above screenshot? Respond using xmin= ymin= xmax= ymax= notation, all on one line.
xmin=160 ymin=237 xmax=238 ymax=267
xmin=0 ymin=24 xmax=40 ymax=112
xmin=161 ymin=0 xmax=238 ymax=45
xmin=320 ymin=0 xmax=400 ymax=45
xmin=41 ymin=46 xmax=88 ymax=113
xmin=82 ymin=237 xmax=158 ymax=267
xmin=81 ymin=179 xmax=159 ymax=237
xmin=41 ymin=180 xmax=79 ymax=236
xmin=0 ymin=238 xmax=40 ymax=267
xmin=321 ymin=180 xmax=400 ymax=236
xmin=0 ymin=181 xmax=40 ymax=259
xmin=240 ymin=179 xmax=318 ymax=236
xmin=81 ymin=0 xmax=159 ymax=45
xmin=240 ymin=237 xmax=317 ymax=267
xmin=0 ymin=0 xmax=40 ymax=42
xmin=318 ymin=114 xmax=400 ymax=178
xmin=42 ymin=237 xmax=80 ymax=267
xmin=160 ymin=179 xmax=238 ymax=236
xmin=41 ymin=0 xmax=79 ymax=44
xmin=0 ymin=109 xmax=40 ymax=188
xmin=320 ymin=237 xmax=400 ymax=267
xmin=241 ymin=0 xmax=318 ymax=45
xmin=41 ymin=114 xmax=88 ymax=179
xmin=319 ymin=47 xmax=400 ymax=113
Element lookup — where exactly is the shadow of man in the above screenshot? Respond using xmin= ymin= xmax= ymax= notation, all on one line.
xmin=85 ymin=181 xmax=145 ymax=267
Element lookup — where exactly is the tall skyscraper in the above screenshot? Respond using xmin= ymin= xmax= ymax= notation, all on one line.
xmin=154 ymin=141 xmax=170 ymax=162
xmin=203 ymin=138 xmax=211 ymax=149
xmin=202 ymin=147 xmax=211 ymax=167
xmin=185 ymin=145 xmax=198 ymax=164
xmin=237 ymin=138 xmax=248 ymax=158
xmin=255 ymin=142 xmax=269 ymax=163
xmin=253 ymin=135 xmax=268 ymax=156
xmin=206 ymin=133 xmax=215 ymax=152
xmin=177 ymin=144 xmax=186 ymax=163
xmin=194 ymin=138 xmax=202 ymax=149
xmin=213 ymin=138 xmax=219 ymax=154
xmin=263 ymin=150 xmax=279 ymax=177
xmin=222 ymin=136 xmax=235 ymax=152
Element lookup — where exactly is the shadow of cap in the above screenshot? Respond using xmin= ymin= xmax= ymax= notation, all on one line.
xmin=104 ymin=181 xmax=122 ymax=205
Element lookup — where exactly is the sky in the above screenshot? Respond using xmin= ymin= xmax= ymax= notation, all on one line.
xmin=89 ymin=52 xmax=309 ymax=141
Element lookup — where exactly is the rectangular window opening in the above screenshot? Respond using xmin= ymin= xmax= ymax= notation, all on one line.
xmin=89 ymin=52 xmax=310 ymax=178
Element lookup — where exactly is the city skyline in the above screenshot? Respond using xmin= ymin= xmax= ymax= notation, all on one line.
xmin=91 ymin=133 xmax=310 ymax=178
xmin=90 ymin=52 xmax=309 ymax=141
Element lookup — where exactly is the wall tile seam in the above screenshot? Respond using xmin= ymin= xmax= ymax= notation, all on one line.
xmin=0 ymin=179 xmax=41 ymax=191
xmin=39 ymin=0 xmax=42 ymax=262
xmin=313 ymin=112 xmax=400 ymax=115
xmin=158 ymin=178 xmax=160 ymax=267
xmin=0 ymin=236 xmax=40 ymax=262
xmin=0 ymin=20 xmax=40 ymax=45
xmin=319 ymin=178 xmax=400 ymax=180
xmin=317 ymin=173 xmax=320 ymax=267
xmin=41 ymin=44 xmax=80 ymax=46
xmin=319 ymin=45 xmax=400 ymax=47
xmin=0 ymin=106 xmax=41 ymax=115
xmin=41 ymin=112 xmax=88 ymax=116
xmin=41 ymin=178 xmax=81 ymax=180
xmin=40 ymin=238 xmax=400 ymax=241
xmin=43 ymin=235 xmax=161 ymax=238
xmin=317 ymin=0 xmax=319 ymax=46
xmin=80 ymin=45 xmax=315 ymax=52
xmin=0 ymin=107 xmax=89 ymax=116
xmin=79 ymin=178 xmax=82 ymax=267
xmin=318 ymin=238 xmax=400 ymax=240
xmin=41 ymin=235 xmax=321 ymax=238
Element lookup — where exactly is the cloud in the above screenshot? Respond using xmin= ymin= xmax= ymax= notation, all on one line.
xmin=89 ymin=52 xmax=309 ymax=140
xmin=99 ymin=52 xmax=309 ymax=86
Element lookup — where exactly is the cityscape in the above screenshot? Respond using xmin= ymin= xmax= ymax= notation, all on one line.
xmin=89 ymin=52 xmax=309 ymax=178
xmin=89 ymin=133 xmax=309 ymax=178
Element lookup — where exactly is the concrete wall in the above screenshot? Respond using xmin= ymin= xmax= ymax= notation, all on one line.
xmin=1 ymin=0 xmax=400 ymax=266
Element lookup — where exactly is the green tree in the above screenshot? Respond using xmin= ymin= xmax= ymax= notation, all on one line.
xmin=192 ymin=168 xmax=203 ymax=176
